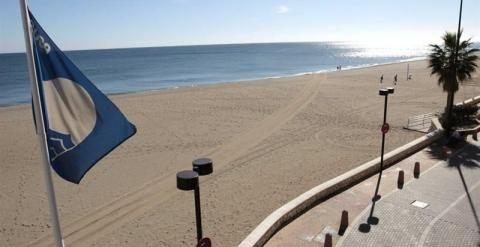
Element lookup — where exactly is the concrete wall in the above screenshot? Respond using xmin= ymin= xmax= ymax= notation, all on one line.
xmin=455 ymin=95 xmax=480 ymax=107
xmin=239 ymin=122 xmax=445 ymax=247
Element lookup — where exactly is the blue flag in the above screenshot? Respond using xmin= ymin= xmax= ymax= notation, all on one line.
xmin=29 ymin=10 xmax=136 ymax=184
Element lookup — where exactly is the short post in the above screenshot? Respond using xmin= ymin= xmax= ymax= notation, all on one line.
xmin=414 ymin=162 xmax=420 ymax=179
xmin=397 ymin=170 xmax=404 ymax=189
xmin=324 ymin=233 xmax=332 ymax=247
xmin=338 ymin=210 xmax=349 ymax=236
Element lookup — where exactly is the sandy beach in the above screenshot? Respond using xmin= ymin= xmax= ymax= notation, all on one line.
xmin=1 ymin=60 xmax=479 ymax=246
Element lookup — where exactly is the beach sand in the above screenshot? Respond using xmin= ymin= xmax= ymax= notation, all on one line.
xmin=1 ymin=60 xmax=479 ymax=246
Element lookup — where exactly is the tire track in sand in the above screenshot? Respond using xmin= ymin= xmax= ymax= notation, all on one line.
xmin=28 ymin=74 xmax=324 ymax=247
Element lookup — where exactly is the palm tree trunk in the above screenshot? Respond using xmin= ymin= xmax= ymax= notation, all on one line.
xmin=445 ymin=89 xmax=455 ymax=134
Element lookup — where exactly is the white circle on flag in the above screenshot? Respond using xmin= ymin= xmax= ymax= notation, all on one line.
xmin=43 ymin=78 xmax=96 ymax=145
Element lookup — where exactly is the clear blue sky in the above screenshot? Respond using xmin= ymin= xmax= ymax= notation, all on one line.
xmin=1 ymin=0 xmax=479 ymax=53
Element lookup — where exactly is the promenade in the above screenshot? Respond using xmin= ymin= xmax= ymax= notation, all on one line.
xmin=267 ymin=139 xmax=480 ymax=246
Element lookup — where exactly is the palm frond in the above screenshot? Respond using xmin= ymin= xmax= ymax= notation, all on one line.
xmin=428 ymin=31 xmax=479 ymax=93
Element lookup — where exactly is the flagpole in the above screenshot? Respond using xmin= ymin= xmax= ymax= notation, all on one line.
xmin=455 ymin=0 xmax=463 ymax=50
xmin=454 ymin=0 xmax=463 ymax=68
xmin=19 ymin=1 xmax=65 ymax=246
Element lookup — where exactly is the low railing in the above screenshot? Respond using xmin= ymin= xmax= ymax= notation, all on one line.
xmin=404 ymin=112 xmax=439 ymax=132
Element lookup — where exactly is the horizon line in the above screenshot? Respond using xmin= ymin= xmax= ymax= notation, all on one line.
xmin=0 ymin=40 xmax=438 ymax=55
xmin=2 ymin=39 xmax=479 ymax=55
xmin=0 ymin=40 xmax=347 ymax=55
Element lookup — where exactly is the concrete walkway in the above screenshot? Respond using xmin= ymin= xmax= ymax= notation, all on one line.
xmin=338 ymin=141 xmax=480 ymax=247
xmin=266 ymin=139 xmax=480 ymax=247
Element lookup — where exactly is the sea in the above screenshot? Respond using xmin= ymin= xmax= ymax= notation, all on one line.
xmin=0 ymin=42 xmax=430 ymax=106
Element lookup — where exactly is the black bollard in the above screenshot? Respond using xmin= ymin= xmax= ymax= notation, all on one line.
xmin=414 ymin=162 xmax=420 ymax=179
xmin=338 ymin=210 xmax=349 ymax=236
xmin=397 ymin=170 xmax=404 ymax=189
xmin=324 ymin=233 xmax=332 ymax=247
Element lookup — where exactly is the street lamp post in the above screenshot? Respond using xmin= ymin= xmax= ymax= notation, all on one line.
xmin=368 ymin=87 xmax=394 ymax=224
xmin=176 ymin=158 xmax=213 ymax=244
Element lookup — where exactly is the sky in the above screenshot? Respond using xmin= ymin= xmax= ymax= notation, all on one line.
xmin=1 ymin=0 xmax=479 ymax=53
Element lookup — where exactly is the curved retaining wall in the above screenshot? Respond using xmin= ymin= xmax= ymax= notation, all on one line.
xmin=239 ymin=122 xmax=444 ymax=247
xmin=455 ymin=95 xmax=480 ymax=107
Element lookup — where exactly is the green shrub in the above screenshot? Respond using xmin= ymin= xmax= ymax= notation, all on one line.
xmin=439 ymin=104 xmax=479 ymax=129
xmin=452 ymin=104 xmax=479 ymax=118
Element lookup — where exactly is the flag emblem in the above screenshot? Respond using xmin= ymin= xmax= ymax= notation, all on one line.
xmin=29 ymin=10 xmax=136 ymax=183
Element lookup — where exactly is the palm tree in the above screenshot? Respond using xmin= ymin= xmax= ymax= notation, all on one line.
xmin=428 ymin=31 xmax=479 ymax=132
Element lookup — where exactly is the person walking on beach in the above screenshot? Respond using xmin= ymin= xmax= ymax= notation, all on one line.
xmin=380 ymin=74 xmax=384 ymax=83
xmin=394 ymin=74 xmax=398 ymax=85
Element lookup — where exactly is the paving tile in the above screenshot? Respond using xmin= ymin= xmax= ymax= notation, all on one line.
xmin=339 ymin=142 xmax=480 ymax=247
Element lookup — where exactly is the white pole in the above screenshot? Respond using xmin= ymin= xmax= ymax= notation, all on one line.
xmin=19 ymin=1 xmax=65 ymax=246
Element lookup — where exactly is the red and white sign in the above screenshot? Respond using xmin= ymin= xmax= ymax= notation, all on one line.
xmin=381 ymin=123 xmax=390 ymax=134
xmin=197 ymin=238 xmax=212 ymax=247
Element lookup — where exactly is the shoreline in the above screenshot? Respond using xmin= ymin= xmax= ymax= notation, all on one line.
xmin=0 ymin=56 xmax=426 ymax=108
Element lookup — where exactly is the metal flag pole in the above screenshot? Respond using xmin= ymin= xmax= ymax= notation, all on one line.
xmin=19 ymin=0 xmax=65 ymax=246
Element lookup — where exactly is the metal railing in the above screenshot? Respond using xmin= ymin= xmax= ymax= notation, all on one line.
xmin=404 ymin=112 xmax=439 ymax=133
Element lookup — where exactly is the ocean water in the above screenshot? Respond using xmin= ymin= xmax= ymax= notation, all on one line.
xmin=0 ymin=42 xmax=429 ymax=106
